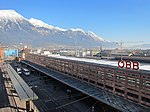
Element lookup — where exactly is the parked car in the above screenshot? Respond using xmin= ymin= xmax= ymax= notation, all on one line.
xmin=16 ymin=67 xmax=22 ymax=75
xmin=22 ymin=68 xmax=30 ymax=76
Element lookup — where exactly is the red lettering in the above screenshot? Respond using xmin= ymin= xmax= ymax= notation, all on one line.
xmin=126 ymin=60 xmax=131 ymax=69
xmin=133 ymin=61 xmax=139 ymax=70
xmin=118 ymin=60 xmax=124 ymax=68
xmin=118 ymin=60 xmax=140 ymax=70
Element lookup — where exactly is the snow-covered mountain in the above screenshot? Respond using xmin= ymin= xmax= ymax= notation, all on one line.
xmin=29 ymin=18 xmax=66 ymax=31
xmin=0 ymin=10 xmax=113 ymax=48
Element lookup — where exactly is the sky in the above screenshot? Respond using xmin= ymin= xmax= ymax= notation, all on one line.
xmin=0 ymin=0 xmax=150 ymax=44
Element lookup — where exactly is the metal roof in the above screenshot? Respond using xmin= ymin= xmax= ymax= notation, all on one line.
xmin=22 ymin=60 xmax=150 ymax=112
xmin=6 ymin=64 xmax=38 ymax=101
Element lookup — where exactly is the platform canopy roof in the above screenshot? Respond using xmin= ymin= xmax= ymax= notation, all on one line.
xmin=7 ymin=64 xmax=38 ymax=101
xmin=22 ymin=60 xmax=150 ymax=112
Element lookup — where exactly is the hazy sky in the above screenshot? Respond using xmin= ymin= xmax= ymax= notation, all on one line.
xmin=0 ymin=0 xmax=150 ymax=43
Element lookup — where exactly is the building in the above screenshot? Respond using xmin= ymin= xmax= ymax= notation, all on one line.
xmin=4 ymin=49 xmax=18 ymax=60
xmin=25 ymin=53 xmax=150 ymax=108
xmin=0 ymin=48 xmax=4 ymax=62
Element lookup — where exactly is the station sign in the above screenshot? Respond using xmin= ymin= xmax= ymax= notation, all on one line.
xmin=118 ymin=60 xmax=140 ymax=70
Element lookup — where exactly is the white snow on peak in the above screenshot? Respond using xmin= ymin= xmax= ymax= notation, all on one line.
xmin=0 ymin=10 xmax=25 ymax=20
xmin=70 ymin=28 xmax=85 ymax=33
xmin=87 ymin=31 xmax=105 ymax=41
xmin=29 ymin=18 xmax=66 ymax=31
xmin=55 ymin=27 xmax=67 ymax=31
xmin=0 ymin=9 xmax=106 ymax=42
xmin=88 ymin=31 xmax=98 ymax=37
xmin=29 ymin=18 xmax=55 ymax=29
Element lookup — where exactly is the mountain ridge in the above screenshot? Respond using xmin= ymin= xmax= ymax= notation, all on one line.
xmin=0 ymin=9 xmax=115 ymax=48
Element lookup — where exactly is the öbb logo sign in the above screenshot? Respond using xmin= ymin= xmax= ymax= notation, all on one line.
xmin=118 ymin=60 xmax=140 ymax=70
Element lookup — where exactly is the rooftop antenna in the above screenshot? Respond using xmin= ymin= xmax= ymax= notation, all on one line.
xmin=118 ymin=40 xmax=144 ymax=60
xmin=120 ymin=40 xmax=123 ymax=60
xmin=74 ymin=40 xmax=76 ymax=57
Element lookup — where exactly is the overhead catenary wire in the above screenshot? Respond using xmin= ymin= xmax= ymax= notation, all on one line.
xmin=44 ymin=92 xmax=85 ymax=103
xmin=99 ymin=102 xmax=106 ymax=112
xmin=55 ymin=95 xmax=90 ymax=109
xmin=84 ymin=101 xmax=99 ymax=112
